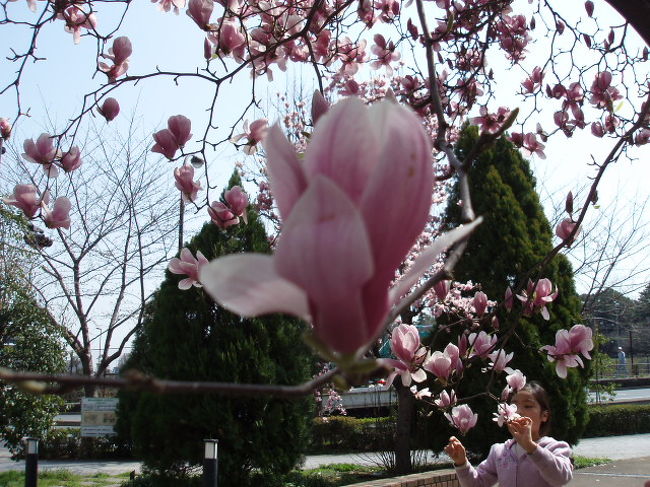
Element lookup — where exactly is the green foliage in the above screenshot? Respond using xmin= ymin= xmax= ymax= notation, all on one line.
xmin=26 ymin=427 xmax=133 ymax=460
xmin=440 ymin=127 xmax=589 ymax=456
xmin=573 ymin=456 xmax=611 ymax=469
xmin=584 ymin=404 xmax=650 ymax=437
xmin=117 ymin=172 xmax=313 ymax=486
xmin=0 ymin=208 xmax=66 ymax=456
xmin=308 ymin=415 xmax=443 ymax=454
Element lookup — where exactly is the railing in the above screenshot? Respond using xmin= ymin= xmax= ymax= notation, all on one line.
xmin=594 ymin=362 xmax=650 ymax=379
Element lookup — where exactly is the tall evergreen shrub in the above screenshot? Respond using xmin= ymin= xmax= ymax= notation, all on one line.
xmin=437 ymin=127 xmax=589 ymax=456
xmin=117 ymin=173 xmax=313 ymax=486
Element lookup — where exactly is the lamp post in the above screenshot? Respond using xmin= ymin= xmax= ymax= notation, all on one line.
xmin=24 ymin=437 xmax=38 ymax=487
xmin=203 ymin=439 xmax=218 ymax=487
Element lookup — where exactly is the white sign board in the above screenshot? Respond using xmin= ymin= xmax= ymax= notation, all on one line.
xmin=81 ymin=397 xmax=119 ymax=438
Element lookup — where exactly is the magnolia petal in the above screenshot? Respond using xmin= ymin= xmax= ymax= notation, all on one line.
xmin=275 ymin=175 xmax=374 ymax=307
xmin=263 ymin=123 xmax=308 ymax=219
xmin=304 ymin=97 xmax=379 ymax=204
xmin=178 ymin=278 xmax=194 ymax=290
xmin=412 ymin=368 xmax=427 ymax=383
xmin=200 ymin=253 xmax=310 ymax=319
xmin=389 ymin=218 xmax=483 ymax=304
xmin=555 ymin=361 xmax=568 ymax=379
xmin=274 ymin=176 xmax=375 ymax=354
xmin=362 ymin=101 xmax=433 ymax=279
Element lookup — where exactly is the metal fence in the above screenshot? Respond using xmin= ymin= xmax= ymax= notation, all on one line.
xmin=595 ymin=361 xmax=650 ymax=379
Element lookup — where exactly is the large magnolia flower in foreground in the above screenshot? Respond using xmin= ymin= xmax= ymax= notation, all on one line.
xmin=201 ymin=97 xmax=478 ymax=357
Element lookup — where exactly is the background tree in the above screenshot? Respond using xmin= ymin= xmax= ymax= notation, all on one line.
xmin=117 ymin=172 xmax=314 ymax=486
xmin=0 ymin=207 xmax=66 ymax=455
xmin=3 ymin=122 xmax=180 ymax=396
xmin=439 ymin=126 xmax=589 ymax=456
xmin=582 ymin=287 xmax=637 ymax=354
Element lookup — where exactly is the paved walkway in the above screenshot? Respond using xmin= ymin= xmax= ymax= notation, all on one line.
xmin=2 ymin=433 xmax=650 ymax=484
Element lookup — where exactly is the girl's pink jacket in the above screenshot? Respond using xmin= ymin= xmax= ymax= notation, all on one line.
xmin=454 ymin=436 xmax=573 ymax=487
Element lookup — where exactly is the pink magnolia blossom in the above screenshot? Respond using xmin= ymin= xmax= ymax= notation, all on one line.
xmin=152 ymin=115 xmax=192 ymax=159
xmin=42 ymin=197 xmax=71 ymax=229
xmin=445 ymin=404 xmax=478 ymax=434
xmin=174 ymin=164 xmax=202 ymax=202
xmin=521 ymin=133 xmax=546 ymax=159
xmin=311 ymin=90 xmax=329 ymax=125
xmin=209 ymin=21 xmax=246 ymax=57
xmin=187 ymin=0 xmax=214 ymax=30
xmin=60 ymin=6 xmax=98 ymax=44
xmin=471 ymin=106 xmax=511 ymax=135
xmin=97 ymin=98 xmax=120 ymax=122
xmin=591 ymin=121 xmax=605 ymax=138
xmin=2 ymin=185 xmax=43 ymax=218
xmin=152 ymin=129 xmax=179 ymax=159
xmin=423 ymin=350 xmax=453 ymax=382
xmin=370 ymin=34 xmax=400 ymax=75
xmin=60 ymin=146 xmax=82 ymax=173
xmin=493 ymin=403 xmax=520 ymax=427
xmin=411 ymin=386 xmax=432 ymax=400
xmin=504 ymin=286 xmax=514 ymax=312
xmin=168 ymin=115 xmax=193 ymax=147
xmin=434 ymin=389 xmax=457 ymax=408
xmin=635 ymin=128 xmax=650 ymax=146
xmin=200 ymin=98 xmax=437 ymax=356
xmin=589 ymin=71 xmax=622 ymax=109
xmin=99 ymin=37 xmax=132 ymax=82
xmin=23 ymin=134 xmax=61 ymax=177
xmin=467 ymin=331 xmax=497 ymax=358
xmin=0 ymin=118 xmax=11 ymax=140
xmin=168 ymin=248 xmax=209 ymax=290
xmin=506 ymin=369 xmax=526 ymax=392
xmin=517 ymin=278 xmax=558 ymax=320
xmin=152 ymin=0 xmax=186 ymax=14
xmin=224 ymin=185 xmax=249 ymax=221
xmin=208 ymin=201 xmax=240 ymax=228
xmin=541 ymin=324 xmax=594 ymax=378
xmin=434 ymin=279 xmax=451 ymax=301
xmin=555 ymin=218 xmax=580 ymax=245
xmin=385 ymin=324 xmax=427 ymax=386
xmin=488 ymin=349 xmax=514 ymax=373
xmin=521 ymin=67 xmax=544 ymax=93
xmin=472 ymin=291 xmax=488 ymax=317
xmin=231 ymin=119 xmax=269 ymax=155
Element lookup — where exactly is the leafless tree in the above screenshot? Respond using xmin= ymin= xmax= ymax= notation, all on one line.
xmin=3 ymin=120 xmax=180 ymax=396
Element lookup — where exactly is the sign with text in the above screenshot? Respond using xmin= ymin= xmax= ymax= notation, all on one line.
xmin=81 ymin=397 xmax=119 ymax=438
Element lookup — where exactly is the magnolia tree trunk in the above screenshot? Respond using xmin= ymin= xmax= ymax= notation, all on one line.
xmin=394 ymin=380 xmax=416 ymax=474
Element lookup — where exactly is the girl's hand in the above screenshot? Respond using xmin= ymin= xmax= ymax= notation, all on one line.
xmin=445 ymin=436 xmax=467 ymax=466
xmin=508 ymin=416 xmax=537 ymax=453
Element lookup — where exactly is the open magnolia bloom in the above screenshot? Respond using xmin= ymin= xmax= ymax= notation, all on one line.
xmin=201 ymin=97 xmax=479 ymax=360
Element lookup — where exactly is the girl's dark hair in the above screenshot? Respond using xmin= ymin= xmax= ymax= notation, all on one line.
xmin=521 ymin=380 xmax=552 ymax=436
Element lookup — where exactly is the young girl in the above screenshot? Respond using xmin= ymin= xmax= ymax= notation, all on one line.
xmin=444 ymin=381 xmax=573 ymax=487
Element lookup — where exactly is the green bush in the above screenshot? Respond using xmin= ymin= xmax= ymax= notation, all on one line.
xmin=32 ymin=428 xmax=133 ymax=460
xmin=584 ymin=404 xmax=650 ymax=437
xmin=120 ymin=472 xmax=202 ymax=487
xmin=310 ymin=417 xmax=393 ymax=453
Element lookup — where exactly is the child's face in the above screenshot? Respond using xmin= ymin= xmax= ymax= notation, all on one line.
xmin=512 ymin=390 xmax=549 ymax=440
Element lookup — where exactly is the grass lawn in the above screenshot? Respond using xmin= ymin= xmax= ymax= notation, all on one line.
xmin=0 ymin=458 xmax=611 ymax=487
xmin=0 ymin=470 xmax=131 ymax=487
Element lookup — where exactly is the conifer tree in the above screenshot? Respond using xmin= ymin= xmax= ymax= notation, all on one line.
xmin=439 ymin=127 xmax=589 ymax=456
xmin=117 ymin=172 xmax=313 ymax=486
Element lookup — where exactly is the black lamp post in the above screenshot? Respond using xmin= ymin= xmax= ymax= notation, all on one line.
xmin=24 ymin=437 xmax=38 ymax=487
xmin=203 ymin=439 xmax=218 ymax=487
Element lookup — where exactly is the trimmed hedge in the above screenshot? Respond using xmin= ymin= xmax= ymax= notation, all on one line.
xmin=309 ymin=404 xmax=650 ymax=452
xmin=34 ymin=403 xmax=650 ymax=460
xmin=583 ymin=404 xmax=650 ymax=438
xmin=34 ymin=428 xmax=133 ymax=460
